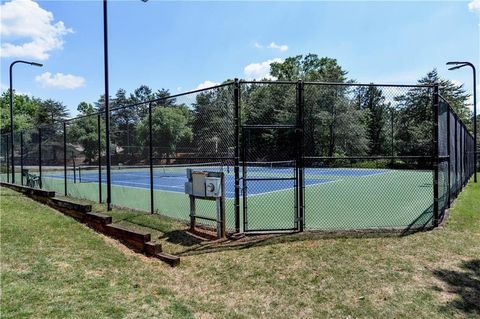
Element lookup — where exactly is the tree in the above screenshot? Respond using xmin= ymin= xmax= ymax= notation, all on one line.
xmin=394 ymin=69 xmax=471 ymax=156
xmin=270 ymin=54 xmax=347 ymax=82
xmin=136 ymin=106 xmax=192 ymax=162
xmin=192 ymin=86 xmax=235 ymax=158
xmin=267 ymin=54 xmax=368 ymax=157
xmin=35 ymin=99 xmax=69 ymax=126
xmin=0 ymin=91 xmax=41 ymax=133
xmin=66 ymin=102 xmax=105 ymax=164
xmin=356 ymin=86 xmax=390 ymax=155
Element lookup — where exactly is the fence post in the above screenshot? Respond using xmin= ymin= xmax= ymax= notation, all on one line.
xmin=5 ymin=135 xmax=10 ymax=183
xmin=148 ymin=102 xmax=154 ymax=214
xmin=97 ymin=114 xmax=102 ymax=203
xmin=20 ymin=132 xmax=24 ymax=186
xmin=432 ymin=84 xmax=439 ymax=227
xmin=391 ymin=108 xmax=395 ymax=167
xmin=234 ymin=79 xmax=241 ymax=233
xmin=455 ymin=114 xmax=458 ymax=195
xmin=446 ymin=106 xmax=451 ymax=207
xmin=296 ymin=80 xmax=305 ymax=232
xmin=38 ymin=128 xmax=42 ymax=189
xmin=63 ymin=122 xmax=67 ymax=196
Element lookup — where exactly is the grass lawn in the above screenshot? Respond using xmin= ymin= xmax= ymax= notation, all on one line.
xmin=1 ymin=180 xmax=479 ymax=318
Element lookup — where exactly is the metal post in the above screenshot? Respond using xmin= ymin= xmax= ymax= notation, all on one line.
xmin=455 ymin=115 xmax=458 ymax=195
xmin=20 ymin=132 xmax=24 ymax=186
xmin=6 ymin=135 xmax=10 ymax=183
xmin=103 ymin=0 xmax=112 ymax=210
xmin=97 ymin=114 xmax=102 ymax=202
xmin=9 ymin=61 xmax=43 ymax=184
xmin=148 ymin=102 xmax=154 ymax=214
xmin=432 ymin=84 xmax=439 ymax=227
xmin=72 ymin=152 xmax=76 ymax=184
xmin=9 ymin=65 xmax=14 ymax=183
xmin=63 ymin=122 xmax=67 ymax=196
xmin=38 ymin=128 xmax=42 ymax=189
xmin=446 ymin=106 xmax=451 ymax=207
xmin=391 ymin=108 xmax=395 ymax=167
xmin=473 ymin=66 xmax=477 ymax=182
xmin=189 ymin=195 xmax=196 ymax=231
xmin=233 ymin=79 xmax=241 ymax=233
xmin=216 ymin=173 xmax=226 ymax=238
xmin=242 ymin=128 xmax=248 ymax=232
xmin=296 ymin=80 xmax=305 ymax=232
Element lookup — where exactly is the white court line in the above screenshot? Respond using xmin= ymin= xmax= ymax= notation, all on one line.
xmin=246 ymin=179 xmax=341 ymax=197
xmin=45 ymin=175 xmax=342 ymax=198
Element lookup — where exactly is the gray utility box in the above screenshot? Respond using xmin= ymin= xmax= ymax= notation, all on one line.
xmin=185 ymin=170 xmax=222 ymax=198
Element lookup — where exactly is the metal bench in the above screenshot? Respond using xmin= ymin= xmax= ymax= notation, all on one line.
xmin=22 ymin=169 xmax=40 ymax=188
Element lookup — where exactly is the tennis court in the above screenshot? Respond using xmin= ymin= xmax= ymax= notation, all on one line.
xmin=1 ymin=80 xmax=474 ymax=235
xmin=43 ymin=163 xmax=389 ymax=197
xmin=35 ymin=164 xmax=434 ymax=232
xmin=44 ymin=163 xmax=338 ymax=197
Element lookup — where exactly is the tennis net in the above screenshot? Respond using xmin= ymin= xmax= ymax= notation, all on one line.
xmin=76 ymin=162 xmax=225 ymax=183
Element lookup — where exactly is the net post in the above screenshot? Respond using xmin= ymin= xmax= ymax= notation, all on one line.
xmin=296 ymin=80 xmax=305 ymax=232
xmin=432 ymin=84 xmax=439 ymax=227
xmin=149 ymin=102 xmax=154 ymax=214
xmin=63 ymin=122 xmax=67 ymax=196
xmin=38 ymin=127 xmax=42 ymax=189
xmin=20 ymin=131 xmax=24 ymax=186
xmin=97 ymin=114 xmax=102 ymax=203
xmin=234 ymin=78 xmax=241 ymax=233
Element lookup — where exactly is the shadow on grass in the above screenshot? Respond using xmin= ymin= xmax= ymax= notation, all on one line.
xmin=400 ymin=204 xmax=434 ymax=236
xmin=432 ymin=259 xmax=480 ymax=316
xmin=172 ymin=227 xmax=424 ymax=257
xmin=158 ymin=230 xmax=203 ymax=247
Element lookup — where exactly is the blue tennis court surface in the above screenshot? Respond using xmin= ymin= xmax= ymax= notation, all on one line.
xmin=45 ymin=167 xmax=386 ymax=199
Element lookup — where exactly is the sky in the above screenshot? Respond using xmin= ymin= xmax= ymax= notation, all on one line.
xmin=0 ymin=0 xmax=479 ymax=118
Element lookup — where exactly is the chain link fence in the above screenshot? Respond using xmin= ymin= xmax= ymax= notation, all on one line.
xmin=2 ymin=80 xmax=476 ymax=235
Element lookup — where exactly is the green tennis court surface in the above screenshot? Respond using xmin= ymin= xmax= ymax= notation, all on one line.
xmin=9 ymin=166 xmax=433 ymax=232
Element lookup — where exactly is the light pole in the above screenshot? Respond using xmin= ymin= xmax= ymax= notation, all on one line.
xmin=103 ymin=0 xmax=148 ymax=209
xmin=103 ymin=0 xmax=112 ymax=209
xmin=447 ymin=61 xmax=477 ymax=183
xmin=9 ymin=60 xmax=43 ymax=184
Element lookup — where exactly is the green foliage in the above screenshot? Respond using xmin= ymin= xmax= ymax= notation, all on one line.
xmin=136 ymin=106 xmax=192 ymax=160
xmin=0 ymin=91 xmax=41 ymax=133
xmin=270 ymin=54 xmax=347 ymax=82
xmin=192 ymin=86 xmax=235 ymax=157
xmin=394 ymin=69 xmax=471 ymax=156
xmin=357 ymin=86 xmax=391 ymax=156
xmin=66 ymin=103 xmax=105 ymax=164
xmin=35 ymin=99 xmax=69 ymax=125
xmin=2 ymin=56 xmax=474 ymax=166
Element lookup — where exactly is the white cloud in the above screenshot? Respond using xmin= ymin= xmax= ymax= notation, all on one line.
xmin=0 ymin=0 xmax=73 ymax=60
xmin=253 ymin=41 xmax=289 ymax=52
xmin=35 ymin=72 xmax=85 ymax=89
xmin=243 ymin=58 xmax=283 ymax=80
xmin=268 ymin=42 xmax=288 ymax=52
xmin=195 ymin=80 xmax=220 ymax=90
xmin=468 ymin=0 xmax=480 ymax=13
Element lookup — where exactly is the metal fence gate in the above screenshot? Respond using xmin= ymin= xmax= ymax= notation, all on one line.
xmin=241 ymin=125 xmax=302 ymax=232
